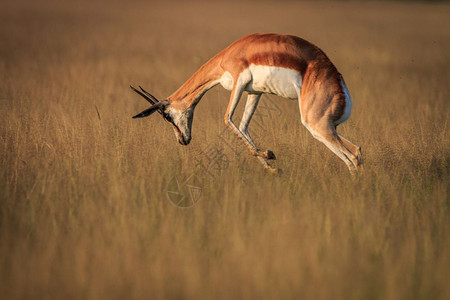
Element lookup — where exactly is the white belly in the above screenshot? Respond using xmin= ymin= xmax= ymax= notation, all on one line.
xmin=219 ymin=65 xmax=302 ymax=100
xmin=246 ymin=65 xmax=301 ymax=99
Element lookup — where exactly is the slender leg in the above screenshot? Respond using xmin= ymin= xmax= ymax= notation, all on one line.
xmin=239 ymin=93 xmax=261 ymax=147
xmin=337 ymin=133 xmax=363 ymax=169
xmin=303 ymin=119 xmax=362 ymax=174
xmin=224 ymin=74 xmax=277 ymax=172
xmin=238 ymin=94 xmax=276 ymax=159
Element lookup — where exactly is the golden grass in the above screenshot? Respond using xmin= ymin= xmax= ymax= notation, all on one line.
xmin=1 ymin=0 xmax=449 ymax=299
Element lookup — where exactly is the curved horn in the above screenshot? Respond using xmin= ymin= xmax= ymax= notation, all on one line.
xmin=139 ymin=86 xmax=160 ymax=103
xmin=132 ymin=100 xmax=170 ymax=119
xmin=130 ymin=85 xmax=157 ymax=105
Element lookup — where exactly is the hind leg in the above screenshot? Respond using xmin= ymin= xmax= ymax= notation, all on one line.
xmin=303 ymin=119 xmax=362 ymax=174
xmin=337 ymin=133 xmax=363 ymax=170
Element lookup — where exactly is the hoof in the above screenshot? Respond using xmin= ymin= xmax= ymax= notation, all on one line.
xmin=256 ymin=156 xmax=280 ymax=174
xmin=265 ymin=150 xmax=276 ymax=160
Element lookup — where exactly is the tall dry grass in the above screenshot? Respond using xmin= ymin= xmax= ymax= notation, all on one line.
xmin=1 ymin=0 xmax=449 ymax=299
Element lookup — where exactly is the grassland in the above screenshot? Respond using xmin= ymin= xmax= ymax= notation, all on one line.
xmin=1 ymin=0 xmax=449 ymax=299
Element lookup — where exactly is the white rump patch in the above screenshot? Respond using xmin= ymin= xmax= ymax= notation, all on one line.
xmin=335 ymin=78 xmax=352 ymax=125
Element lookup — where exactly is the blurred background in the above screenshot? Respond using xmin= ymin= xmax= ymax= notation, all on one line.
xmin=1 ymin=0 xmax=449 ymax=299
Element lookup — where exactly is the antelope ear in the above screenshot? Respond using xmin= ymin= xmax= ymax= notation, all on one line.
xmin=132 ymin=100 xmax=170 ymax=119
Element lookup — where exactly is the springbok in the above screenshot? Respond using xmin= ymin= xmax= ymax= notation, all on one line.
xmin=131 ymin=33 xmax=363 ymax=174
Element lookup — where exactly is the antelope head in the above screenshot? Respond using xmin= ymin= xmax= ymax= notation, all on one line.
xmin=130 ymin=86 xmax=193 ymax=145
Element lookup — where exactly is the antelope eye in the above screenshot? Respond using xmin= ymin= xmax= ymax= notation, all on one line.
xmin=164 ymin=114 xmax=172 ymax=123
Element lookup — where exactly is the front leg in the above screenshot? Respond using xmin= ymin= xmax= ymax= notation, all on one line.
xmin=224 ymin=74 xmax=277 ymax=172
xmin=238 ymin=93 xmax=276 ymax=160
